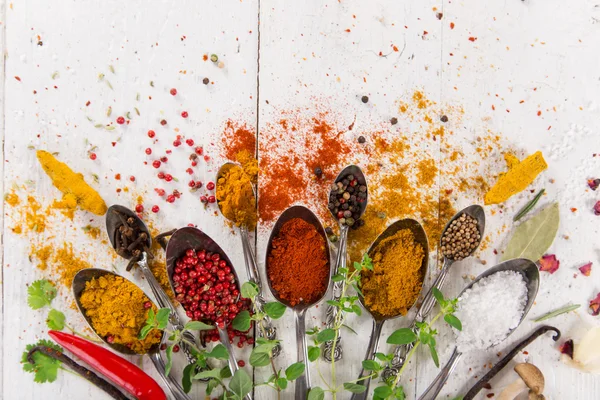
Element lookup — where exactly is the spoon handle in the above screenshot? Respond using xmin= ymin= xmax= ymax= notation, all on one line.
xmin=350 ymin=319 xmax=385 ymax=400
xmin=240 ymin=228 xmax=281 ymax=357
xmin=138 ymin=254 xmax=198 ymax=367
xmin=218 ymin=327 xmax=253 ymax=400
xmin=149 ymin=351 xmax=192 ymax=400
xmin=322 ymin=225 xmax=349 ymax=362
xmin=417 ymin=348 xmax=462 ymax=400
xmin=294 ymin=309 xmax=310 ymax=399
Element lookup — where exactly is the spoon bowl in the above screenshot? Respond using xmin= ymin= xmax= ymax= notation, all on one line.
xmin=265 ymin=205 xmax=332 ymax=399
xmin=73 ymin=268 xmax=191 ymax=400
xmin=106 ymin=204 xmax=152 ymax=260
xmin=439 ymin=204 xmax=485 ymax=261
xmin=324 ymin=164 xmax=368 ymax=362
xmin=418 ymin=258 xmax=540 ymax=400
xmin=350 ymin=218 xmax=429 ymax=400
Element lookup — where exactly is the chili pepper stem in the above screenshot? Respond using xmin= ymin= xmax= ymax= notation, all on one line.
xmin=65 ymin=324 xmax=103 ymax=344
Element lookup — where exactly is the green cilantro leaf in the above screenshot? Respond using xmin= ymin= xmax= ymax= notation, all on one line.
xmin=21 ymin=340 xmax=63 ymax=383
xmin=46 ymin=309 xmax=65 ymax=330
xmin=27 ymin=280 xmax=57 ymax=310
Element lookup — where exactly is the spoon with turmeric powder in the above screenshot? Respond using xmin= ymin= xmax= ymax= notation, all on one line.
xmin=381 ymin=204 xmax=485 ymax=381
xmin=323 ymin=164 xmax=368 ymax=362
xmin=72 ymin=268 xmax=191 ymax=400
xmin=350 ymin=218 xmax=429 ymax=400
xmin=216 ymin=162 xmax=281 ymax=356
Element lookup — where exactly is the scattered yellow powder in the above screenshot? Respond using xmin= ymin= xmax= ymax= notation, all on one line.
xmin=53 ymin=243 xmax=92 ymax=287
xmin=417 ymin=159 xmax=438 ymax=186
xmin=83 ymin=225 xmax=102 ymax=240
xmin=235 ymin=150 xmax=259 ymax=184
xmin=24 ymin=196 xmax=47 ymax=233
xmin=30 ymin=245 xmax=53 ymax=270
xmin=5 ymin=192 xmax=20 ymax=207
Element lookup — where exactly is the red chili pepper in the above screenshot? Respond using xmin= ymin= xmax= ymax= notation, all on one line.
xmin=48 ymin=331 xmax=166 ymax=400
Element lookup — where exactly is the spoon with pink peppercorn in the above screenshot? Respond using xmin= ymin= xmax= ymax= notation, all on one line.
xmin=165 ymin=226 xmax=253 ymax=400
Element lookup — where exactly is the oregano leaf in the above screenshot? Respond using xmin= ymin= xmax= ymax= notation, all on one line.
xmin=387 ymin=328 xmax=417 ymax=345
xmin=264 ymin=302 xmax=286 ymax=319
xmin=232 ymin=310 xmax=251 ymax=332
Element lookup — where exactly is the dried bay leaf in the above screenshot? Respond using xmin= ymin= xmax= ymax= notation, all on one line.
xmin=501 ymin=202 xmax=559 ymax=262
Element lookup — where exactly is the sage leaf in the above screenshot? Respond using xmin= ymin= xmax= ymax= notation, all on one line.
xmin=501 ymin=202 xmax=559 ymax=262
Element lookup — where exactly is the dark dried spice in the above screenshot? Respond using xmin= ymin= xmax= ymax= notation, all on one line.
xmin=559 ymin=339 xmax=574 ymax=359
xmin=588 ymin=178 xmax=600 ymax=191
xmin=440 ymin=115 xmax=449 ymax=122
xmin=390 ymin=117 xmax=398 ymax=125
xmin=357 ymin=136 xmax=366 ymax=144
xmin=203 ymin=77 xmax=210 ymax=85
xmin=361 ymin=95 xmax=369 ymax=103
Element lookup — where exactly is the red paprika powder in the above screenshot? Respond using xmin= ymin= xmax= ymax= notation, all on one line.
xmin=267 ymin=218 xmax=329 ymax=306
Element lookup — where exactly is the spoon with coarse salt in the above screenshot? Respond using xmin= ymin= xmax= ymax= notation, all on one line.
xmin=216 ymin=162 xmax=280 ymax=357
xmin=417 ymin=258 xmax=540 ymax=400
xmin=323 ymin=164 xmax=368 ymax=362
xmin=382 ymin=204 xmax=485 ymax=381
xmin=350 ymin=218 xmax=429 ymax=400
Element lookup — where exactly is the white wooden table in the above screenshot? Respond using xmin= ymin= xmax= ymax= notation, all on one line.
xmin=2 ymin=1 xmax=599 ymax=399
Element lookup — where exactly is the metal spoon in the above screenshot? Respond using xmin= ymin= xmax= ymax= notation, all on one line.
xmin=418 ymin=258 xmax=540 ymax=400
xmin=73 ymin=268 xmax=191 ymax=400
xmin=323 ymin=164 xmax=368 ymax=362
xmin=350 ymin=218 xmax=429 ymax=400
xmin=265 ymin=205 xmax=333 ymax=400
xmin=216 ymin=162 xmax=280 ymax=357
xmin=382 ymin=204 xmax=485 ymax=380
xmin=106 ymin=205 xmax=199 ymax=369
xmin=165 ymin=226 xmax=252 ymax=400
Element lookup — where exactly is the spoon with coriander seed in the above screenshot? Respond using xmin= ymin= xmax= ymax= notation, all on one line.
xmin=323 ymin=164 xmax=368 ymax=362
xmin=350 ymin=218 xmax=429 ymax=400
xmin=72 ymin=268 xmax=191 ymax=400
xmin=105 ymin=205 xmax=199 ymax=369
xmin=215 ymin=162 xmax=280 ymax=357
xmin=165 ymin=226 xmax=253 ymax=400
xmin=381 ymin=204 xmax=485 ymax=381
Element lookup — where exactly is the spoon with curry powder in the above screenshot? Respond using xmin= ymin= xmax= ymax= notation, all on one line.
xmin=323 ymin=164 xmax=368 ymax=362
xmin=350 ymin=218 xmax=429 ymax=400
xmin=165 ymin=226 xmax=252 ymax=400
xmin=265 ymin=205 xmax=333 ymax=400
xmin=72 ymin=268 xmax=192 ymax=400
xmin=215 ymin=162 xmax=280 ymax=357
xmin=381 ymin=204 xmax=485 ymax=381
xmin=105 ymin=205 xmax=200 ymax=372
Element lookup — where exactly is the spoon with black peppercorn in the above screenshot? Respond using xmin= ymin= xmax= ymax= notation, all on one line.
xmin=216 ymin=162 xmax=280 ymax=357
xmin=323 ymin=164 xmax=368 ymax=362
xmin=165 ymin=226 xmax=252 ymax=400
xmin=106 ymin=205 xmax=200 ymax=371
xmin=381 ymin=204 xmax=485 ymax=380
xmin=350 ymin=218 xmax=429 ymax=400
xmin=73 ymin=268 xmax=191 ymax=400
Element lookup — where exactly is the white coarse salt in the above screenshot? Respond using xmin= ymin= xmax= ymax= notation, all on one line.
xmin=455 ymin=270 xmax=527 ymax=353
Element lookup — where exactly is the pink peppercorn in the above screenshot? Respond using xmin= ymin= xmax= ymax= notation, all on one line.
xmin=135 ymin=204 xmax=144 ymax=213
xmin=160 ymin=156 xmax=168 ymax=163
xmin=152 ymin=205 xmax=160 ymax=213
xmin=129 ymin=176 xmax=136 ymax=182
xmin=186 ymin=168 xmax=193 ymax=175
xmin=89 ymin=153 xmax=97 ymax=160
xmin=186 ymin=139 xmax=194 ymax=146
xmin=206 ymin=182 xmax=215 ymax=190
xmin=181 ymin=111 xmax=189 ymax=118
xmin=195 ymin=147 xmax=203 ymax=155
xmin=152 ymin=160 xmax=161 ymax=168
xmin=145 ymin=148 xmax=152 ymax=155
xmin=165 ymin=174 xmax=173 ymax=182
xmin=148 ymin=130 xmax=156 ymax=138
xmin=167 ymin=195 xmax=176 ymax=203
xmin=173 ymin=140 xmax=182 ymax=147
xmin=116 ymin=116 xmax=125 ymax=124
xmin=170 ymin=88 xmax=177 ymax=96
xmin=208 ymin=196 xmax=216 ymax=204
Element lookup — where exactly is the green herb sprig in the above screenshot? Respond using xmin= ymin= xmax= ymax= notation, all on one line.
xmin=514 ymin=188 xmax=545 ymax=221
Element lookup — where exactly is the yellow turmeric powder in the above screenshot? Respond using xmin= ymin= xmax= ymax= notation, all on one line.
xmin=361 ymin=228 xmax=425 ymax=318
xmin=216 ymin=164 xmax=257 ymax=230
xmin=36 ymin=150 xmax=107 ymax=216
xmin=80 ymin=274 xmax=162 ymax=354
xmin=235 ymin=150 xmax=259 ymax=184
xmin=484 ymin=151 xmax=547 ymax=205
xmin=30 ymin=245 xmax=53 ymax=270
xmin=53 ymin=243 xmax=93 ymax=287
xmin=5 ymin=192 xmax=20 ymax=207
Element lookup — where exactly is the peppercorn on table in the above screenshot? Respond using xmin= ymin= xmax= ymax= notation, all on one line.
xmin=2 ymin=1 xmax=600 ymax=399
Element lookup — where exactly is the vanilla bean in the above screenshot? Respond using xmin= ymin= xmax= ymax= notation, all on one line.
xmin=463 ymin=325 xmax=560 ymax=400
xmin=27 ymin=346 xmax=127 ymax=400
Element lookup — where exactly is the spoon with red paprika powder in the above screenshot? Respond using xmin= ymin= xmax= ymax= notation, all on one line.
xmin=266 ymin=205 xmax=332 ymax=400
xmin=324 ymin=164 xmax=368 ymax=362
xmin=73 ymin=268 xmax=190 ymax=400
xmin=350 ymin=218 xmax=429 ymax=400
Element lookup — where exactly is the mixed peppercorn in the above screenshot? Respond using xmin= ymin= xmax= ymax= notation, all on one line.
xmin=172 ymin=247 xmax=253 ymax=347
xmin=328 ymin=173 xmax=367 ymax=228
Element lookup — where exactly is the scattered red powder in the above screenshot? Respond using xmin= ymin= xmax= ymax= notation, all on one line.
xmin=221 ymin=120 xmax=256 ymax=160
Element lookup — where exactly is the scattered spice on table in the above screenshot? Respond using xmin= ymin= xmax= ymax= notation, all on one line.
xmin=36 ymin=150 xmax=107 ymax=216
xmin=362 ymin=228 xmax=425 ymax=317
xmin=441 ymin=213 xmax=480 ymax=260
xmin=80 ymin=274 xmax=162 ymax=354
xmin=484 ymin=151 xmax=547 ymax=205
xmin=267 ymin=218 xmax=329 ymax=307
xmin=328 ymin=173 xmax=367 ymax=228
xmin=216 ymin=164 xmax=257 ymax=230
xmin=455 ymin=270 xmax=527 ymax=353
xmin=172 ymin=247 xmax=252 ymax=345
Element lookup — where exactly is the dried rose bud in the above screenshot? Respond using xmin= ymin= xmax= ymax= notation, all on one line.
xmin=579 ymin=262 xmax=592 ymax=277
xmin=588 ymin=178 xmax=600 ymax=191
xmin=539 ymin=254 xmax=560 ymax=274
xmin=559 ymin=339 xmax=574 ymax=359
